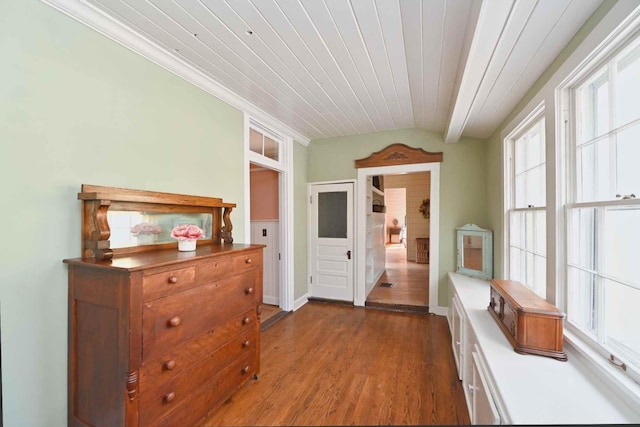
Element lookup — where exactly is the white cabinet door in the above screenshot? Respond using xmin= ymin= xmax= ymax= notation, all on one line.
xmin=471 ymin=351 xmax=500 ymax=425
xmin=463 ymin=325 xmax=475 ymax=418
xmin=447 ymin=281 xmax=455 ymax=334
xmin=451 ymin=296 xmax=464 ymax=380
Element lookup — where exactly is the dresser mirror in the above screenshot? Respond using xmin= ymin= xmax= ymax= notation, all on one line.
xmin=78 ymin=184 xmax=235 ymax=259
xmin=456 ymin=223 xmax=493 ymax=279
xmin=107 ymin=210 xmax=213 ymax=248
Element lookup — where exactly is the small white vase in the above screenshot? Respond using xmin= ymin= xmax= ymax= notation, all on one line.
xmin=178 ymin=239 xmax=196 ymax=251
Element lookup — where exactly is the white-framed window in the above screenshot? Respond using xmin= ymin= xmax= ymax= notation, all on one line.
xmin=564 ymin=29 xmax=640 ymax=384
xmin=505 ymin=106 xmax=546 ymax=297
xmin=248 ymin=120 xmax=283 ymax=167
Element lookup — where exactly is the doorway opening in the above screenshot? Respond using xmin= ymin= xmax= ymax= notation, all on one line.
xmin=244 ymin=115 xmax=295 ymax=329
xmin=365 ymin=172 xmax=430 ymax=313
xmin=249 ymin=163 xmax=285 ymax=327
xmin=356 ymin=163 xmax=441 ymax=314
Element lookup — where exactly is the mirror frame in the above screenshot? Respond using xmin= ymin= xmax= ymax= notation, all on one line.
xmin=77 ymin=184 xmax=236 ymax=260
xmin=456 ymin=223 xmax=493 ymax=280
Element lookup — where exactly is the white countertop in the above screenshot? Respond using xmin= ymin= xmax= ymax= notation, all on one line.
xmin=448 ymin=272 xmax=640 ymax=424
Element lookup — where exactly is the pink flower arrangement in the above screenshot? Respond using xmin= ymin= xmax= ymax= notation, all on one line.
xmin=171 ymin=224 xmax=204 ymax=241
xmin=130 ymin=222 xmax=162 ymax=236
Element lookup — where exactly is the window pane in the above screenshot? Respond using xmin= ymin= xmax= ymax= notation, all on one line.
xmin=318 ymin=192 xmax=347 ymax=238
xmin=526 ymin=165 xmax=545 ymax=207
xmin=604 ymin=279 xmax=640 ymax=367
xmin=510 ymin=212 xmax=523 ymax=248
xmin=535 ymin=210 xmax=546 ymax=257
xmin=515 ymin=174 xmax=526 ymax=208
xmin=515 ymin=135 xmax=526 ymax=173
xmin=524 ymin=211 xmax=534 ymax=252
xmin=525 ymin=251 xmax=534 ymax=289
xmin=616 ymin=122 xmax=640 ymax=197
xmin=615 ymin=41 xmax=640 ymax=127
xmin=567 ymin=267 xmax=597 ymax=336
xmin=524 ymin=124 xmax=544 ymax=169
xmin=263 ymin=136 xmax=279 ymax=161
xmin=603 ymin=205 xmax=640 ymax=286
xmin=534 ymin=254 xmax=546 ymax=297
xmin=569 ymin=208 xmax=596 ymax=270
xmin=577 ymin=138 xmax=611 ymax=202
xmin=250 ymin=128 xmax=263 ymax=155
xmin=578 ymin=68 xmax=609 ymax=143
xmin=515 ymin=167 xmax=545 ymax=208
xmin=510 ymin=247 xmax=522 ymax=281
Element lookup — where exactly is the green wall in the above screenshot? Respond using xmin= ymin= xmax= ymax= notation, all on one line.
xmin=0 ymin=1 xmax=252 ymax=425
xmin=308 ymin=128 xmax=489 ymax=306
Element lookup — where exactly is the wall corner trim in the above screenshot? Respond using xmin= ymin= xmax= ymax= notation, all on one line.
xmin=293 ymin=294 xmax=309 ymax=311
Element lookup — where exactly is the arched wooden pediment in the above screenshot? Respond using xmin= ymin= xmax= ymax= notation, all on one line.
xmin=354 ymin=143 xmax=443 ymax=168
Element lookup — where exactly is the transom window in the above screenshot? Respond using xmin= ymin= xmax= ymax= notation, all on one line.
xmin=249 ymin=125 xmax=281 ymax=163
xmin=505 ymin=109 xmax=546 ymax=297
xmin=565 ymin=31 xmax=640 ymax=383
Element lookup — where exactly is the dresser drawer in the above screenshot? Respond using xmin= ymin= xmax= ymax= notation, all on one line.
xmin=139 ymin=308 xmax=258 ymax=392
xmin=139 ymin=331 xmax=257 ymax=426
xmin=196 ymin=255 xmax=232 ymax=284
xmin=152 ymin=351 xmax=258 ymax=427
xmin=231 ymin=249 xmax=262 ymax=274
xmin=143 ymin=265 xmax=197 ymax=301
xmin=142 ymin=269 xmax=260 ymax=359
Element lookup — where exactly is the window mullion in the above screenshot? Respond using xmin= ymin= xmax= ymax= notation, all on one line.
xmin=608 ymin=62 xmax=618 ymax=198
xmin=595 ymin=206 xmax=606 ymax=346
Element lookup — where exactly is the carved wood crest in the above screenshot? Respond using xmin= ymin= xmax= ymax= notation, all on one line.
xmin=354 ymin=143 xmax=443 ymax=168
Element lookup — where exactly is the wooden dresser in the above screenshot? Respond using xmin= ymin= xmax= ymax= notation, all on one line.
xmin=64 ymin=185 xmax=264 ymax=426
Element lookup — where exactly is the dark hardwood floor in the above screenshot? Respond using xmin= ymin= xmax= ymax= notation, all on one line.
xmin=203 ymin=301 xmax=470 ymax=426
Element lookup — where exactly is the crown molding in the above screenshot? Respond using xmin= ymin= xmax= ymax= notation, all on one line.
xmin=39 ymin=0 xmax=311 ymax=146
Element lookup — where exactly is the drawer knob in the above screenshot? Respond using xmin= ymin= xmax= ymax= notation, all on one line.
xmin=168 ymin=276 xmax=178 ymax=284
xmin=242 ymin=340 xmax=250 ymax=348
xmin=245 ymin=257 xmax=252 ymax=264
xmin=244 ymin=287 xmax=254 ymax=295
xmin=241 ymin=365 xmax=250 ymax=374
xmin=164 ymin=391 xmax=176 ymax=403
xmin=164 ymin=360 xmax=176 ymax=370
xmin=168 ymin=316 xmax=181 ymax=327
xmin=242 ymin=317 xmax=250 ymax=325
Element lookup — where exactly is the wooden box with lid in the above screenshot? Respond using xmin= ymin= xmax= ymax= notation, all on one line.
xmin=488 ymin=279 xmax=567 ymax=362
xmin=64 ymin=185 xmax=264 ymax=427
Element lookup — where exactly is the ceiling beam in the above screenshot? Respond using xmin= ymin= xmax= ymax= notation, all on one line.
xmin=444 ymin=0 xmax=515 ymax=143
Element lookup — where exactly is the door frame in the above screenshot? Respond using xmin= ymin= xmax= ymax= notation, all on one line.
xmin=307 ymin=180 xmax=357 ymax=302
xmin=244 ymin=115 xmax=294 ymax=312
xmin=356 ymin=163 xmax=443 ymax=314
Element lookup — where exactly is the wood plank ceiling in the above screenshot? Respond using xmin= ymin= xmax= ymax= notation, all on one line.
xmin=45 ymin=0 xmax=603 ymax=142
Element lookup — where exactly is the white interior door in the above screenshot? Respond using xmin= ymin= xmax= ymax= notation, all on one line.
xmin=309 ymin=183 xmax=354 ymax=301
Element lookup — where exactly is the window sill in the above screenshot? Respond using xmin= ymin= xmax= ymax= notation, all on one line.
xmin=564 ymin=328 xmax=640 ymax=414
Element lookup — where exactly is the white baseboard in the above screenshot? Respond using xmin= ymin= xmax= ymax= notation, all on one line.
xmin=429 ymin=305 xmax=447 ymax=316
xmin=293 ymin=293 xmax=308 ymax=311
xmin=263 ymin=295 xmax=279 ymax=306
